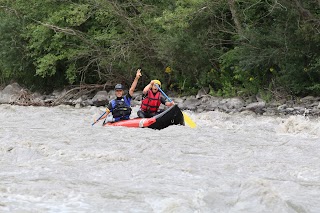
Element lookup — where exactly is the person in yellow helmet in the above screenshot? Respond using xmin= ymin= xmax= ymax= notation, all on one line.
xmin=137 ymin=79 xmax=174 ymax=118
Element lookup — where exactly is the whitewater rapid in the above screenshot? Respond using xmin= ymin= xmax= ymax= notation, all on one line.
xmin=0 ymin=104 xmax=319 ymax=212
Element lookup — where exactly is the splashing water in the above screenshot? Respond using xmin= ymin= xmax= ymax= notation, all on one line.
xmin=0 ymin=104 xmax=319 ymax=212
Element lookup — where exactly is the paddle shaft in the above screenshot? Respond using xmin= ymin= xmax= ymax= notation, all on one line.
xmin=92 ymin=111 xmax=106 ymax=126
xmin=155 ymin=84 xmax=172 ymax=102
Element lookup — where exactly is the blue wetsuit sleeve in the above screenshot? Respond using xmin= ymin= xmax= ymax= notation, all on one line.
xmin=126 ymin=93 xmax=132 ymax=100
xmin=124 ymin=95 xmax=132 ymax=105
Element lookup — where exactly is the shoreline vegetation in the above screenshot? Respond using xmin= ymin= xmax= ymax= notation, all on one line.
xmin=1 ymin=1 xmax=319 ymax=102
xmin=1 ymin=83 xmax=319 ymax=117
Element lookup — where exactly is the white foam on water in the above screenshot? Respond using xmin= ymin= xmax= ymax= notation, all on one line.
xmin=277 ymin=115 xmax=320 ymax=137
xmin=0 ymin=105 xmax=319 ymax=212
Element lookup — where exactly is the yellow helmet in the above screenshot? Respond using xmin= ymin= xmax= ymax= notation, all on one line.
xmin=153 ymin=80 xmax=161 ymax=87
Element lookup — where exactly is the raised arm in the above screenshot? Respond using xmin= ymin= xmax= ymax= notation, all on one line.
xmin=129 ymin=69 xmax=142 ymax=96
xmin=143 ymin=80 xmax=154 ymax=94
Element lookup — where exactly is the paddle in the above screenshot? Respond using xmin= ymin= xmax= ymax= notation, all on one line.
xmin=155 ymin=84 xmax=196 ymax=128
xmin=91 ymin=111 xmax=106 ymax=126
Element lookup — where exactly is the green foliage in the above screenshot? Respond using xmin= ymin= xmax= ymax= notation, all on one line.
xmin=0 ymin=0 xmax=319 ymax=97
xmin=210 ymin=0 xmax=320 ymax=97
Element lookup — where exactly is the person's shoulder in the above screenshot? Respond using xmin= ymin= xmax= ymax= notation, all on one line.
xmin=125 ymin=94 xmax=132 ymax=99
xmin=145 ymin=89 xmax=152 ymax=95
xmin=107 ymin=101 xmax=113 ymax=109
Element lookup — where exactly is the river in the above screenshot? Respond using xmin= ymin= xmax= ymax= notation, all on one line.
xmin=0 ymin=104 xmax=319 ymax=212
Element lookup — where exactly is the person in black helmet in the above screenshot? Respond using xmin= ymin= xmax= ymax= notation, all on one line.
xmin=101 ymin=69 xmax=141 ymax=123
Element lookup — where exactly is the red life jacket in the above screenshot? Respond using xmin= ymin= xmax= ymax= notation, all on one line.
xmin=140 ymin=90 xmax=161 ymax=112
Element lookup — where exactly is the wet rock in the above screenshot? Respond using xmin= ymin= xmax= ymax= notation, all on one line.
xmin=242 ymin=101 xmax=266 ymax=114
xmin=82 ymin=99 xmax=93 ymax=107
xmin=286 ymin=107 xmax=295 ymax=112
xmin=245 ymin=95 xmax=258 ymax=105
xmin=1 ymin=82 xmax=320 ymax=118
xmin=240 ymin=110 xmax=256 ymax=116
xmin=293 ymin=106 xmax=305 ymax=112
xmin=300 ymin=96 xmax=320 ymax=103
xmin=285 ymin=100 xmax=295 ymax=108
xmin=268 ymin=100 xmax=285 ymax=108
xmin=172 ymin=97 xmax=184 ymax=104
xmin=219 ymin=97 xmax=245 ymax=112
xmin=32 ymin=92 xmax=44 ymax=100
xmin=107 ymin=90 xmax=116 ymax=101
xmin=2 ymin=82 xmax=22 ymax=94
xmin=132 ymin=91 xmax=142 ymax=101
xmin=197 ymin=96 xmax=219 ymax=111
xmin=310 ymin=101 xmax=319 ymax=107
xmin=245 ymin=101 xmax=266 ymax=110
xmin=44 ymin=98 xmax=55 ymax=104
xmin=310 ymin=108 xmax=320 ymax=116
xmin=255 ymin=94 xmax=265 ymax=102
xmin=263 ymin=108 xmax=277 ymax=116
xmin=131 ymin=100 xmax=140 ymax=107
xmin=74 ymin=97 xmax=83 ymax=106
xmin=52 ymin=89 xmax=67 ymax=99
xmin=178 ymin=96 xmax=199 ymax=111
xmin=92 ymin=91 xmax=109 ymax=107
xmin=277 ymin=104 xmax=287 ymax=111
xmin=196 ymin=87 xmax=209 ymax=99
xmin=0 ymin=83 xmax=23 ymax=104
xmin=134 ymin=94 xmax=142 ymax=101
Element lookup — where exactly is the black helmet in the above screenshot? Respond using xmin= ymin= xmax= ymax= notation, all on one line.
xmin=114 ymin=84 xmax=124 ymax=90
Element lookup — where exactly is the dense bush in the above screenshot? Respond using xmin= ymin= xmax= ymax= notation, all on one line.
xmin=0 ymin=0 xmax=319 ymax=97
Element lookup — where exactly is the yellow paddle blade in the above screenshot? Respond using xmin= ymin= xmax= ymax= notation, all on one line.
xmin=183 ymin=112 xmax=196 ymax=128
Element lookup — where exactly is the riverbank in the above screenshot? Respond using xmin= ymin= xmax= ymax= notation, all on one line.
xmin=1 ymin=83 xmax=320 ymax=117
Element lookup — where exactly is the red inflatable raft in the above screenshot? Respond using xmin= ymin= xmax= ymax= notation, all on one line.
xmin=103 ymin=105 xmax=185 ymax=130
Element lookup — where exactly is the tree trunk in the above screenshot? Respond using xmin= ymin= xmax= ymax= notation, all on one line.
xmin=293 ymin=0 xmax=313 ymax=20
xmin=228 ymin=0 xmax=243 ymax=35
